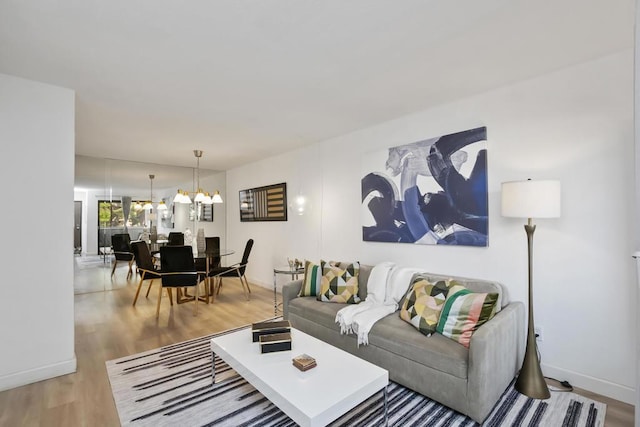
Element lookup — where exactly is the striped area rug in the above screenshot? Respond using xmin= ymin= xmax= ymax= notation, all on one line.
xmin=106 ymin=325 xmax=606 ymax=427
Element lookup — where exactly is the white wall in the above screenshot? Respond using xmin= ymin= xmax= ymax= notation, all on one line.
xmin=227 ymin=50 xmax=635 ymax=403
xmin=0 ymin=73 xmax=76 ymax=390
xmin=226 ymin=145 xmax=322 ymax=273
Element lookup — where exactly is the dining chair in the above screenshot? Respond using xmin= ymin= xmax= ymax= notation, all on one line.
xmin=167 ymin=232 xmax=185 ymax=246
xmin=205 ymin=236 xmax=221 ymax=267
xmin=208 ymin=239 xmax=254 ymax=301
xmin=195 ymin=236 xmax=221 ymax=272
xmin=158 ymin=245 xmax=202 ymax=318
xmin=111 ymin=233 xmax=134 ymax=279
xmin=130 ymin=241 xmax=162 ymax=306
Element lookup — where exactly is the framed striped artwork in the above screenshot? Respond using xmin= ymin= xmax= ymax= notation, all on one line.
xmin=239 ymin=182 xmax=288 ymax=222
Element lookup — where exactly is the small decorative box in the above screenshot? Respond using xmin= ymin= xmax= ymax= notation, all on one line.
xmin=251 ymin=320 xmax=291 ymax=342
xmin=292 ymin=353 xmax=317 ymax=371
xmin=259 ymin=332 xmax=292 ymax=353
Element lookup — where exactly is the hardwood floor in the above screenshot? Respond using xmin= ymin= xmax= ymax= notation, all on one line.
xmin=1 ymin=265 xmax=276 ymax=426
xmin=0 ymin=264 xmax=635 ymax=426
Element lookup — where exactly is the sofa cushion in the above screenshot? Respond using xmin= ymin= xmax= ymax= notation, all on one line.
xmin=369 ymin=313 xmax=469 ymax=379
xmin=317 ymin=262 xmax=361 ymax=304
xmin=436 ymin=289 xmax=499 ymax=348
xmin=288 ymin=296 xmax=345 ymax=331
xmin=399 ymin=274 xmax=465 ymax=336
xmin=416 ymin=272 xmax=505 ymax=310
xmin=299 ymin=260 xmax=325 ymax=297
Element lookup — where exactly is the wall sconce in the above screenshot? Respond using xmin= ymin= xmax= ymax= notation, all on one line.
xmin=290 ymin=193 xmax=308 ymax=216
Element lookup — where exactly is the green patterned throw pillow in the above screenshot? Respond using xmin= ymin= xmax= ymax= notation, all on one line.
xmin=298 ymin=260 xmax=326 ymax=297
xmin=436 ymin=289 xmax=498 ymax=348
xmin=399 ymin=275 xmax=465 ymax=337
xmin=317 ymin=262 xmax=361 ymax=304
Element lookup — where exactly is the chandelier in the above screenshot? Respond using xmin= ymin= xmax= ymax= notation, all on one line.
xmin=173 ymin=150 xmax=223 ymax=204
xmin=142 ymin=174 xmax=167 ymax=211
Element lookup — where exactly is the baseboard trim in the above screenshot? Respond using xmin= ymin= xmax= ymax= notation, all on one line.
xmin=247 ymin=277 xmax=271 ymax=290
xmin=0 ymin=356 xmax=77 ymax=392
xmin=542 ymin=363 xmax=635 ymax=405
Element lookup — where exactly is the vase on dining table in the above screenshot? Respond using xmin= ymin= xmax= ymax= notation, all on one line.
xmin=196 ymin=228 xmax=205 ymax=253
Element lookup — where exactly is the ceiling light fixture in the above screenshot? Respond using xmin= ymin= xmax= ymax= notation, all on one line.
xmin=143 ymin=174 xmax=168 ymax=211
xmin=174 ymin=150 xmax=223 ymax=205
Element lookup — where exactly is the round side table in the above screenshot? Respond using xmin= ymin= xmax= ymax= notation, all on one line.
xmin=273 ymin=267 xmax=304 ymax=315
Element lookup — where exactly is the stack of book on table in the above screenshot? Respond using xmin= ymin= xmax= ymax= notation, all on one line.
xmin=251 ymin=320 xmax=291 ymax=342
xmin=252 ymin=320 xmax=292 ymax=353
xmin=292 ymin=354 xmax=316 ymax=371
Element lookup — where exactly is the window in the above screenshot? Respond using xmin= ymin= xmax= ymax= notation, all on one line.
xmin=98 ymin=200 xmax=146 ymax=227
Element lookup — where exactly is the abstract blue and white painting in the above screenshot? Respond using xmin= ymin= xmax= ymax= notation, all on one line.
xmin=361 ymin=127 xmax=488 ymax=247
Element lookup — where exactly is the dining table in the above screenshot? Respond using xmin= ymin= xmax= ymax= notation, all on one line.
xmin=154 ymin=247 xmax=235 ymax=304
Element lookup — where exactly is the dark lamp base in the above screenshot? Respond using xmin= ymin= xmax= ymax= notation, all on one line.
xmin=515 ymin=331 xmax=550 ymax=399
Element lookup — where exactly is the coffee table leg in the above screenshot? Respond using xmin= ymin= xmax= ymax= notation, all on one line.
xmin=211 ymin=351 xmax=216 ymax=384
xmin=383 ymin=385 xmax=388 ymax=426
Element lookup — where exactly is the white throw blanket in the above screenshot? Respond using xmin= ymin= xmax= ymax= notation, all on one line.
xmin=336 ymin=264 xmax=424 ymax=346
xmin=335 ymin=262 xmax=395 ymax=335
xmin=384 ymin=266 xmax=423 ymax=307
xmin=351 ymin=266 xmax=423 ymax=345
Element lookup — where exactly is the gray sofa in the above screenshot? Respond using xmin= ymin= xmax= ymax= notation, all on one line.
xmin=283 ymin=264 xmax=525 ymax=423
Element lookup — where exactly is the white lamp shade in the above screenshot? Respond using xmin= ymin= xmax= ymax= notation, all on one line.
xmin=157 ymin=202 xmax=168 ymax=211
xmin=142 ymin=202 xmax=153 ymax=211
xmin=174 ymin=190 xmax=192 ymax=204
xmin=201 ymin=194 xmax=213 ymax=205
xmin=501 ymin=180 xmax=561 ymax=218
xmin=194 ymin=191 xmax=206 ymax=203
xmin=211 ymin=191 xmax=223 ymax=204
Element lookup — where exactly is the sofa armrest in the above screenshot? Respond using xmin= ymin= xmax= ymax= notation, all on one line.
xmin=282 ymin=280 xmax=303 ymax=320
xmin=466 ymin=301 xmax=525 ymax=422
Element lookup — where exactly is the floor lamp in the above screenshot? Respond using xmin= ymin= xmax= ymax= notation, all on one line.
xmin=501 ymin=179 xmax=561 ymax=399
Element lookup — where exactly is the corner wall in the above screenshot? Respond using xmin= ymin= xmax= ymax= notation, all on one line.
xmin=227 ymin=50 xmax=635 ymax=403
xmin=0 ymin=73 xmax=76 ymax=390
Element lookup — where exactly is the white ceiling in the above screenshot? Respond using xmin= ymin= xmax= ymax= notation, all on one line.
xmin=0 ymin=0 xmax=634 ymax=173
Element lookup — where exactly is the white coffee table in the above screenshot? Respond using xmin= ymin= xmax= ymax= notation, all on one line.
xmin=210 ymin=327 xmax=389 ymax=427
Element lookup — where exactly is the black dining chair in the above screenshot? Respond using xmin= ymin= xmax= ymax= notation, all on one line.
xmin=208 ymin=239 xmax=253 ymax=301
xmin=194 ymin=236 xmax=221 ymax=272
xmin=130 ymin=241 xmax=162 ymax=306
xmin=158 ymin=246 xmax=202 ymax=318
xmin=111 ymin=233 xmax=134 ymax=279
xmin=167 ymin=232 xmax=185 ymax=246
